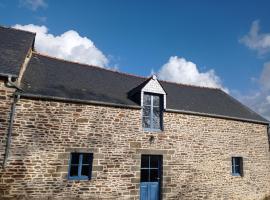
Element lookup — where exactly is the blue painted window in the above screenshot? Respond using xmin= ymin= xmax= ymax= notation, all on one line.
xmin=142 ymin=93 xmax=163 ymax=131
xmin=232 ymin=157 xmax=243 ymax=176
xmin=68 ymin=153 xmax=93 ymax=180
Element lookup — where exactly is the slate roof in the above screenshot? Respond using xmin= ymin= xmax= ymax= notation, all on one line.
xmin=19 ymin=53 xmax=269 ymax=124
xmin=0 ymin=26 xmax=35 ymax=77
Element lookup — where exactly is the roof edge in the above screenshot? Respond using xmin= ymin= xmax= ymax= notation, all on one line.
xmin=0 ymin=72 xmax=18 ymax=78
xmin=16 ymin=92 xmax=142 ymax=110
xmin=0 ymin=25 xmax=36 ymax=36
xmin=15 ymin=92 xmax=269 ymax=125
xmin=217 ymin=89 xmax=269 ymax=123
xmin=32 ymin=52 xmax=223 ymax=91
xmin=165 ymin=108 xmax=269 ymax=125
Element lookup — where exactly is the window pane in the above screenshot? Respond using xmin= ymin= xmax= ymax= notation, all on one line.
xmin=141 ymin=155 xmax=149 ymax=168
xmin=141 ymin=169 xmax=149 ymax=182
xmin=71 ymin=153 xmax=80 ymax=164
xmin=235 ymin=165 xmax=241 ymax=174
xmin=143 ymin=117 xmax=151 ymax=128
xmin=70 ymin=165 xmax=79 ymax=177
xmin=153 ymin=107 xmax=161 ymax=129
xmin=150 ymin=169 xmax=159 ymax=182
xmin=81 ymin=165 xmax=91 ymax=177
xmin=82 ymin=154 xmax=92 ymax=164
xmin=153 ymin=95 xmax=160 ymax=106
xmin=143 ymin=94 xmax=151 ymax=106
xmin=150 ymin=156 xmax=159 ymax=168
xmin=143 ymin=106 xmax=151 ymax=117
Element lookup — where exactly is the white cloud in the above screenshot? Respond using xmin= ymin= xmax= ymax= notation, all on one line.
xmin=157 ymin=56 xmax=228 ymax=92
xmin=236 ymin=91 xmax=270 ymax=120
xmin=240 ymin=20 xmax=270 ymax=54
xmin=235 ymin=62 xmax=270 ymax=120
xmin=266 ymin=96 xmax=270 ymax=104
xmin=260 ymin=62 xmax=270 ymax=90
xmin=20 ymin=0 xmax=47 ymax=10
xmin=13 ymin=24 xmax=109 ymax=67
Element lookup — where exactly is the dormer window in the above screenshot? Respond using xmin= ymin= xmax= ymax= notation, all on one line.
xmin=143 ymin=93 xmax=163 ymax=131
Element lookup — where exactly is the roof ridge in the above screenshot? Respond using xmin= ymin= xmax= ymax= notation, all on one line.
xmin=32 ymin=51 xmax=147 ymax=80
xmin=32 ymin=51 xmax=221 ymax=91
xmin=0 ymin=25 xmax=36 ymax=36
xmin=159 ymin=79 xmax=220 ymax=90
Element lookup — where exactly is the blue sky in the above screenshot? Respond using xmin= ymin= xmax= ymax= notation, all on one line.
xmin=1 ymin=0 xmax=270 ymax=119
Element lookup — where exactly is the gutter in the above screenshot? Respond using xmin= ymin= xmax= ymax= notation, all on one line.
xmin=16 ymin=92 xmax=142 ymax=109
xmin=0 ymin=72 xmax=18 ymax=78
xmin=165 ymin=108 xmax=270 ymax=125
xmin=2 ymin=94 xmax=20 ymax=168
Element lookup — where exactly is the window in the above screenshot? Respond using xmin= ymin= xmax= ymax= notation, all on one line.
xmin=232 ymin=157 xmax=243 ymax=176
xmin=142 ymin=93 xmax=163 ymax=130
xmin=141 ymin=155 xmax=162 ymax=182
xmin=68 ymin=153 xmax=93 ymax=180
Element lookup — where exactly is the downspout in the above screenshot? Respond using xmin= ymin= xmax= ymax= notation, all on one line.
xmin=2 ymin=76 xmax=21 ymax=168
xmin=268 ymin=125 xmax=270 ymax=152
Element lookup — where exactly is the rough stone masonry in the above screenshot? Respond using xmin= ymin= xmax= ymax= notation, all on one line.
xmin=0 ymin=91 xmax=269 ymax=199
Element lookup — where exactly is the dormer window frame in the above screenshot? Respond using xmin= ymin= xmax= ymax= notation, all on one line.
xmin=139 ymin=75 xmax=166 ymax=132
xmin=142 ymin=92 xmax=164 ymax=132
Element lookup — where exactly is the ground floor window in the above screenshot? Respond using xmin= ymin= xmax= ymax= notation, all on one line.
xmin=68 ymin=152 xmax=93 ymax=180
xmin=232 ymin=157 xmax=243 ymax=176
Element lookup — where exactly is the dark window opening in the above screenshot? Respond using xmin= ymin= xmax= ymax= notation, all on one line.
xmin=140 ymin=155 xmax=162 ymax=182
xmin=68 ymin=153 xmax=93 ymax=180
xmin=232 ymin=157 xmax=243 ymax=176
xmin=142 ymin=93 xmax=163 ymax=131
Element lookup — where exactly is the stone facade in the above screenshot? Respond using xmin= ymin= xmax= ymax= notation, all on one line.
xmin=0 ymin=95 xmax=269 ymax=200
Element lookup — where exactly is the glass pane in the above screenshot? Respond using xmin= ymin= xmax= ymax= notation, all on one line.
xmin=235 ymin=158 xmax=240 ymax=166
xmin=71 ymin=153 xmax=80 ymax=164
xmin=153 ymin=95 xmax=160 ymax=106
xmin=150 ymin=156 xmax=159 ymax=168
xmin=82 ymin=154 xmax=92 ymax=164
xmin=81 ymin=165 xmax=90 ymax=177
xmin=140 ymin=169 xmax=149 ymax=182
xmin=150 ymin=169 xmax=159 ymax=182
xmin=141 ymin=155 xmax=149 ymax=168
xmin=70 ymin=165 xmax=79 ymax=177
xmin=143 ymin=94 xmax=151 ymax=106
xmin=143 ymin=106 xmax=151 ymax=117
xmin=153 ymin=107 xmax=160 ymax=118
xmin=143 ymin=117 xmax=151 ymax=128
xmin=235 ymin=165 xmax=241 ymax=174
xmin=153 ymin=108 xmax=161 ymax=129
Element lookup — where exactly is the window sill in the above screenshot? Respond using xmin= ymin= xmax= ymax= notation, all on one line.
xmin=231 ymin=173 xmax=242 ymax=177
xmin=143 ymin=128 xmax=163 ymax=132
xmin=68 ymin=176 xmax=91 ymax=181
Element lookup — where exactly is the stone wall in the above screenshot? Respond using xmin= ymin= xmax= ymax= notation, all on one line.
xmin=0 ymin=97 xmax=269 ymax=200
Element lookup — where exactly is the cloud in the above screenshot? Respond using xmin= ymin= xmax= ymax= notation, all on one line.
xmin=266 ymin=96 xmax=270 ymax=104
xmin=260 ymin=62 xmax=270 ymax=90
xmin=157 ymin=56 xmax=228 ymax=92
xmin=20 ymin=0 xmax=47 ymax=10
xmin=239 ymin=20 xmax=270 ymax=55
xmin=236 ymin=91 xmax=270 ymax=120
xmin=13 ymin=24 xmax=109 ymax=67
xmin=235 ymin=62 xmax=270 ymax=120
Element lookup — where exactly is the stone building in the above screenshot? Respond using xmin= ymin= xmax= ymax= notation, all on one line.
xmin=0 ymin=26 xmax=269 ymax=200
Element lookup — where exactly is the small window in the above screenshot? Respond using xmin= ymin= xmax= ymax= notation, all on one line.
xmin=142 ymin=93 xmax=163 ymax=131
xmin=68 ymin=153 xmax=93 ymax=180
xmin=232 ymin=157 xmax=243 ymax=176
